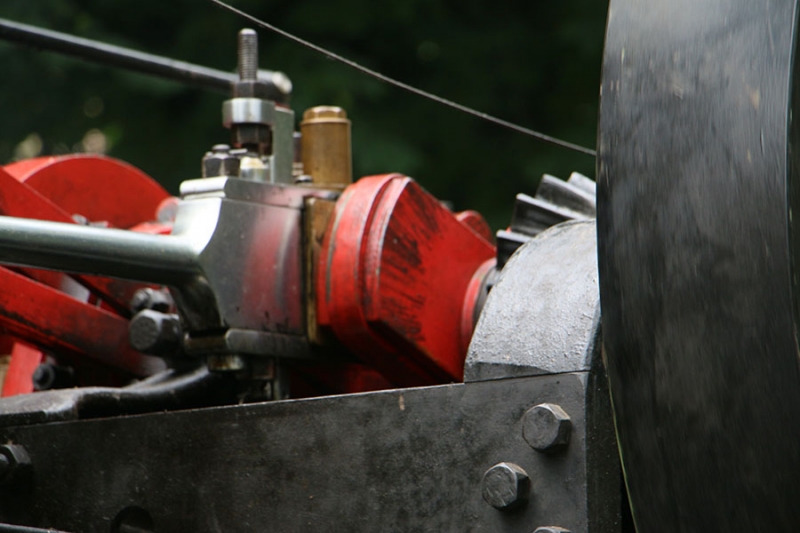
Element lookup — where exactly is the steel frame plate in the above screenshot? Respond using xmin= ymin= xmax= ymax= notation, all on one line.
xmin=0 ymin=373 xmax=617 ymax=533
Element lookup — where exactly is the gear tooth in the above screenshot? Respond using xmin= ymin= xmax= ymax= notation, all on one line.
xmin=496 ymin=171 xmax=596 ymax=270
xmin=567 ymin=171 xmax=596 ymax=196
xmin=510 ymin=194 xmax=574 ymax=236
xmin=536 ymin=174 xmax=596 ymax=216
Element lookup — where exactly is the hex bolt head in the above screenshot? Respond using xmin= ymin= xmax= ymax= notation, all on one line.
xmin=523 ymin=403 xmax=572 ymax=454
xmin=129 ymin=310 xmax=182 ymax=355
xmin=202 ymin=148 xmax=242 ymax=179
xmin=0 ymin=444 xmax=31 ymax=485
xmin=481 ymin=462 xmax=530 ymax=510
xmin=534 ymin=528 xmax=572 ymax=533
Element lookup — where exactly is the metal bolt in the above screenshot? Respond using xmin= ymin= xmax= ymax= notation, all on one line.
xmin=238 ymin=29 xmax=259 ymax=81
xmin=130 ymin=288 xmax=174 ymax=314
xmin=32 ymin=363 xmax=74 ymax=391
xmin=202 ymin=147 xmax=242 ymax=178
xmin=522 ymin=403 xmax=572 ymax=453
xmin=129 ymin=310 xmax=182 ymax=355
xmin=534 ymin=528 xmax=572 ymax=533
xmin=0 ymin=444 xmax=31 ymax=485
xmin=481 ymin=462 xmax=530 ymax=510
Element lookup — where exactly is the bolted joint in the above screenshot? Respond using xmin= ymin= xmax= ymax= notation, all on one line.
xmin=481 ymin=462 xmax=530 ymax=511
xmin=130 ymin=287 xmax=175 ymax=314
xmin=201 ymin=144 xmax=241 ymax=178
xmin=522 ymin=403 xmax=572 ymax=454
xmin=0 ymin=444 xmax=31 ymax=485
xmin=129 ymin=310 xmax=183 ymax=356
xmin=232 ymin=124 xmax=272 ymax=152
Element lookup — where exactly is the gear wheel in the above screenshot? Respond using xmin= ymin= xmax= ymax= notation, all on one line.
xmin=497 ymin=172 xmax=596 ymax=268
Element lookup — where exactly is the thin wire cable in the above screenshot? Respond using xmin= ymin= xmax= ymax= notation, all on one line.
xmin=207 ymin=0 xmax=597 ymax=157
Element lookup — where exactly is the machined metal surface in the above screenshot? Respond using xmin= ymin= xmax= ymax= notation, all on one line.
xmin=179 ymin=176 xmax=339 ymax=208
xmin=598 ymin=0 xmax=800 ymax=530
xmin=222 ymin=97 xmax=276 ymax=128
xmin=269 ymin=105 xmax=296 ymax=184
xmin=0 ymin=215 xmax=200 ymax=285
xmin=0 ymin=186 xmax=305 ymax=344
xmin=467 ymin=220 xmax=600 ymax=382
xmin=0 ymin=371 xmax=618 ymax=533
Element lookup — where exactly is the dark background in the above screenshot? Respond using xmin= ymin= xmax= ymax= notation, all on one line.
xmin=0 ymin=0 xmax=607 ymax=228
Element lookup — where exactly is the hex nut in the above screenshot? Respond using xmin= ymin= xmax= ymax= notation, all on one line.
xmin=481 ymin=462 xmax=530 ymax=510
xmin=534 ymin=528 xmax=572 ymax=533
xmin=202 ymin=145 xmax=241 ymax=178
xmin=523 ymin=403 xmax=572 ymax=453
xmin=0 ymin=444 xmax=31 ymax=485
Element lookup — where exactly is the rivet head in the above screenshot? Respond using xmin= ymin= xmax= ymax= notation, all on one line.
xmin=523 ymin=403 xmax=572 ymax=453
xmin=481 ymin=462 xmax=530 ymax=510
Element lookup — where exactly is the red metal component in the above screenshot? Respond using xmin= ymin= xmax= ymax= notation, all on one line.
xmin=0 ymin=167 xmax=153 ymax=314
xmin=317 ymin=174 xmax=496 ymax=387
xmin=1 ymin=341 xmax=44 ymax=397
xmin=455 ymin=210 xmax=495 ymax=244
xmin=0 ymin=156 xmax=171 ymax=396
xmin=3 ymin=154 xmax=169 ymax=228
xmin=0 ymin=260 xmax=164 ymax=377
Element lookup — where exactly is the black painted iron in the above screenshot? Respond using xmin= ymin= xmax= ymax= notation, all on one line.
xmin=598 ymin=0 xmax=800 ymax=530
xmin=0 ymin=371 xmax=618 ymax=533
xmin=0 ymin=18 xmax=291 ymax=102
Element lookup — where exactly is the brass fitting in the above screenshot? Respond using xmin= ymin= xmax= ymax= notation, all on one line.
xmin=300 ymin=106 xmax=352 ymax=188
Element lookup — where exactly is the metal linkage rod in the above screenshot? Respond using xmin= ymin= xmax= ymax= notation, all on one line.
xmin=0 ymin=18 xmax=291 ymax=102
xmin=0 ymin=216 xmax=200 ymax=286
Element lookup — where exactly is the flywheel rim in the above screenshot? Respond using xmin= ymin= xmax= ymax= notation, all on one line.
xmin=597 ymin=0 xmax=800 ymax=530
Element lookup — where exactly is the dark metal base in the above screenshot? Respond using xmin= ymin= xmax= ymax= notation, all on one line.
xmin=0 ymin=372 xmax=619 ymax=533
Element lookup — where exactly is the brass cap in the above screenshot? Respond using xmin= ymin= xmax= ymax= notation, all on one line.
xmin=302 ymin=106 xmax=348 ymax=123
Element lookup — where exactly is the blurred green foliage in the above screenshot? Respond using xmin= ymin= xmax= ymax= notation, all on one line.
xmin=0 ymin=0 xmax=607 ymax=228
